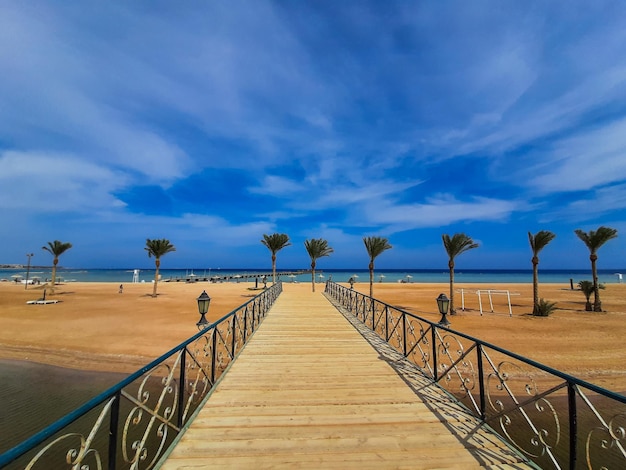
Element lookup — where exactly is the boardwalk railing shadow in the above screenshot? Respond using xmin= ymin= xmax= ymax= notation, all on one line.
xmin=324 ymin=281 xmax=626 ymax=470
xmin=327 ymin=295 xmax=529 ymax=468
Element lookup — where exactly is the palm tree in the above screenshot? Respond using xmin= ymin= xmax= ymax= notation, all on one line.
xmin=261 ymin=233 xmax=291 ymax=284
xmin=574 ymin=226 xmax=618 ymax=311
xmin=304 ymin=238 xmax=334 ymax=292
xmin=577 ymin=280 xmax=605 ymax=311
xmin=363 ymin=236 xmax=392 ymax=298
xmin=41 ymin=240 xmax=73 ymax=293
xmin=528 ymin=230 xmax=556 ymax=315
xmin=442 ymin=233 xmax=479 ymax=314
xmin=145 ymin=238 xmax=176 ymax=297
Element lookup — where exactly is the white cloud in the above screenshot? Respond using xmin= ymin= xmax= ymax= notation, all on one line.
xmin=249 ymin=176 xmax=305 ymax=196
xmin=0 ymin=151 xmax=127 ymax=211
xmin=545 ymin=184 xmax=626 ymax=222
xmin=301 ymin=180 xmax=421 ymax=211
xmin=364 ymin=195 xmax=520 ymax=233
xmin=528 ymin=117 xmax=626 ymax=193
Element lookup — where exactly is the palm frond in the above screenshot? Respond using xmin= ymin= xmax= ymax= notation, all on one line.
xmin=261 ymin=233 xmax=291 ymax=254
xmin=363 ymin=236 xmax=392 ymax=261
xmin=528 ymin=230 xmax=556 ymax=255
xmin=304 ymin=238 xmax=334 ymax=261
xmin=145 ymin=238 xmax=176 ymax=258
xmin=575 ymin=226 xmax=618 ymax=253
xmin=442 ymin=233 xmax=479 ymax=260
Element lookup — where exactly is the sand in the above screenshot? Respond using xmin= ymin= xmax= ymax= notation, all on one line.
xmin=0 ymin=281 xmax=262 ymax=373
xmin=0 ymin=279 xmax=624 ymax=393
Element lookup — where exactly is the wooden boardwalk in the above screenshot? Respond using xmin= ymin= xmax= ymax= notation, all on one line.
xmin=160 ymin=285 xmax=532 ymax=469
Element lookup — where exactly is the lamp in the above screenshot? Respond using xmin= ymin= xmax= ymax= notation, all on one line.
xmin=25 ymin=253 xmax=34 ymax=290
xmin=436 ymin=293 xmax=450 ymax=326
xmin=196 ymin=290 xmax=211 ymax=328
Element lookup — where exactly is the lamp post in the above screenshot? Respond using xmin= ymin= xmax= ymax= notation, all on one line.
xmin=25 ymin=253 xmax=34 ymax=290
xmin=196 ymin=290 xmax=211 ymax=329
xmin=437 ymin=293 xmax=450 ymax=326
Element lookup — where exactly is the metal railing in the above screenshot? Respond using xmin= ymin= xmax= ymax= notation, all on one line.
xmin=325 ymin=281 xmax=626 ymax=470
xmin=0 ymin=282 xmax=283 ymax=470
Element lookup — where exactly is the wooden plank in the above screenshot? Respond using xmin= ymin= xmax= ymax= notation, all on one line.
xmin=160 ymin=286 xmax=532 ymax=469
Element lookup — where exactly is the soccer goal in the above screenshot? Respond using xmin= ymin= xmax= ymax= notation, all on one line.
xmin=458 ymin=289 xmax=520 ymax=317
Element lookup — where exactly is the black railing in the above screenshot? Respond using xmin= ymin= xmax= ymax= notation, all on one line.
xmin=325 ymin=281 xmax=626 ymax=470
xmin=0 ymin=282 xmax=283 ymax=470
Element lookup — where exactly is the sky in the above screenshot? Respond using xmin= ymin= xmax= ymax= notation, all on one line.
xmin=1 ymin=1 xmax=626 ymax=270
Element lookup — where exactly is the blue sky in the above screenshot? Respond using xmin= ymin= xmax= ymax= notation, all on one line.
xmin=1 ymin=1 xmax=625 ymax=270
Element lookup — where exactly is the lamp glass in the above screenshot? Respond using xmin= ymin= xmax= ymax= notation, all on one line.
xmin=436 ymin=293 xmax=449 ymax=315
xmin=197 ymin=290 xmax=211 ymax=315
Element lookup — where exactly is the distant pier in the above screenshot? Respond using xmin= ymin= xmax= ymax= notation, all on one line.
xmin=164 ymin=270 xmax=312 ymax=283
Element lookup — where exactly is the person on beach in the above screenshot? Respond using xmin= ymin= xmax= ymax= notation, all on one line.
xmin=119 ymin=284 xmax=123 ymax=294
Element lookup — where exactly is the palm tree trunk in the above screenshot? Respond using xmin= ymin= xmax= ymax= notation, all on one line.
xmin=591 ymin=255 xmax=601 ymax=311
xmin=272 ymin=254 xmax=276 ymax=285
xmin=311 ymin=261 xmax=316 ymax=292
xmin=50 ymin=258 xmax=58 ymax=294
xmin=369 ymin=261 xmax=374 ymax=298
xmin=532 ymin=258 xmax=539 ymax=315
xmin=448 ymin=260 xmax=455 ymax=314
xmin=153 ymin=259 xmax=160 ymax=297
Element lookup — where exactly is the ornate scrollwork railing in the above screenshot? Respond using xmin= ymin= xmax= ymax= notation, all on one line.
xmin=0 ymin=281 xmax=283 ymax=470
xmin=325 ymin=280 xmax=626 ymax=470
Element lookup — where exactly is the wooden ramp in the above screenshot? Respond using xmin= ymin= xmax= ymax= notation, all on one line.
xmin=160 ymin=285 xmax=532 ymax=469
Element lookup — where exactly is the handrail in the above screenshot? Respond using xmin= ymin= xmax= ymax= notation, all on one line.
xmin=0 ymin=281 xmax=283 ymax=469
xmin=325 ymin=280 xmax=626 ymax=470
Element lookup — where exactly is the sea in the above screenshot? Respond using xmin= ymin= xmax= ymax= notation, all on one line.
xmin=1 ymin=267 xmax=624 ymax=285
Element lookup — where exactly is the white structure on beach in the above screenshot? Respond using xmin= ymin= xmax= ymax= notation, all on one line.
xmin=132 ymin=269 xmax=140 ymax=283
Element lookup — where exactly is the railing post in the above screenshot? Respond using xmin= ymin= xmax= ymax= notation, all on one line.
xmin=432 ymin=325 xmax=438 ymax=382
xmin=252 ymin=300 xmax=257 ymax=332
xmin=477 ymin=343 xmax=486 ymax=421
xmin=361 ymin=296 xmax=366 ymax=322
xmin=384 ymin=305 xmax=389 ymax=341
xmin=177 ymin=350 xmax=187 ymax=428
xmin=402 ymin=313 xmax=407 ymax=357
xmin=107 ymin=391 xmax=121 ymax=470
xmin=568 ymin=381 xmax=578 ymax=470
xmin=231 ymin=315 xmax=237 ymax=358
xmin=243 ymin=305 xmax=248 ymax=342
xmin=210 ymin=329 xmax=217 ymax=385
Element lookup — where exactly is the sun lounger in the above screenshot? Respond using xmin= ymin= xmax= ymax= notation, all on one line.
xmin=26 ymin=300 xmax=60 ymax=305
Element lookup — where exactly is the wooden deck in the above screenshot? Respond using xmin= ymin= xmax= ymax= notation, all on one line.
xmin=159 ymin=285 xmax=533 ymax=469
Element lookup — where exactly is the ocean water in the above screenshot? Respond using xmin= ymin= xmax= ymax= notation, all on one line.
xmin=1 ymin=267 xmax=624 ymax=285
xmin=0 ymin=360 xmax=126 ymax=455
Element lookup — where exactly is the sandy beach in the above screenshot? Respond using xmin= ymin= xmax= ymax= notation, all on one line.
xmin=0 ymin=280 xmax=625 ymax=392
